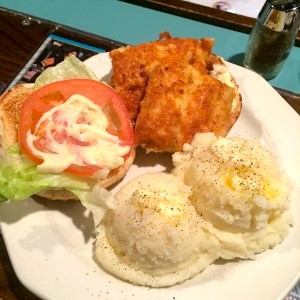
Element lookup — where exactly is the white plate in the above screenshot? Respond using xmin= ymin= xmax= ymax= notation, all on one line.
xmin=1 ymin=52 xmax=300 ymax=300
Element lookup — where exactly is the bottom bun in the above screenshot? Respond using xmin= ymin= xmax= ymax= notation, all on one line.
xmin=36 ymin=189 xmax=79 ymax=201
xmin=35 ymin=149 xmax=136 ymax=201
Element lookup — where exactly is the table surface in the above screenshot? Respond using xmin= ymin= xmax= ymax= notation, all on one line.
xmin=0 ymin=1 xmax=299 ymax=299
xmin=1 ymin=0 xmax=300 ymax=93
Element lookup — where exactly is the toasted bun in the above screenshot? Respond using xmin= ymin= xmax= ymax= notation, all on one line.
xmin=0 ymin=84 xmax=34 ymax=149
xmin=208 ymin=54 xmax=242 ymax=132
xmin=0 ymin=84 xmax=135 ymax=201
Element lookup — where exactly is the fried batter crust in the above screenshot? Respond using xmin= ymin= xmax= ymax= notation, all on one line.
xmin=134 ymin=63 xmax=236 ymax=152
xmin=110 ymin=33 xmax=241 ymax=152
xmin=109 ymin=35 xmax=214 ymax=122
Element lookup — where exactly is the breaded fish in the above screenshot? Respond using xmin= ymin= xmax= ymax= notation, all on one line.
xmin=109 ymin=33 xmax=242 ymax=152
xmin=109 ymin=32 xmax=214 ymax=122
xmin=134 ymin=62 xmax=237 ymax=152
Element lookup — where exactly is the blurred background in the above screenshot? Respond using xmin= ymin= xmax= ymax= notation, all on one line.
xmin=183 ymin=0 xmax=266 ymax=17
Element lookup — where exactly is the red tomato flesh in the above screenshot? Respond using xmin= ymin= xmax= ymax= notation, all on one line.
xmin=18 ymin=79 xmax=133 ymax=177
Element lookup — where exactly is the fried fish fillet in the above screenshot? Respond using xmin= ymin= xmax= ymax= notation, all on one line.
xmin=109 ymin=33 xmax=215 ymax=122
xmin=109 ymin=33 xmax=242 ymax=152
xmin=134 ymin=62 xmax=237 ymax=152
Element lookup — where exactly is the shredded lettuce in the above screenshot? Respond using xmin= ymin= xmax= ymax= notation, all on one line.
xmin=72 ymin=184 xmax=116 ymax=228
xmin=34 ymin=55 xmax=98 ymax=89
xmin=0 ymin=145 xmax=97 ymax=203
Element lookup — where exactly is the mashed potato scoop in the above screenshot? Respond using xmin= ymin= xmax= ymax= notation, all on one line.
xmin=85 ymin=133 xmax=293 ymax=287
xmin=172 ymin=133 xmax=293 ymax=259
xmin=93 ymin=173 xmax=219 ymax=287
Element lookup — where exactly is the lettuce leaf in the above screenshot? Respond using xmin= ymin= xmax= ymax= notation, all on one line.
xmin=0 ymin=145 xmax=115 ymax=228
xmin=34 ymin=55 xmax=98 ymax=89
xmin=72 ymin=184 xmax=115 ymax=229
xmin=0 ymin=145 xmax=97 ymax=203
xmin=0 ymin=145 xmax=114 ymax=227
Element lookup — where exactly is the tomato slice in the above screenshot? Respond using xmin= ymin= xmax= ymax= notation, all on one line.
xmin=18 ymin=79 xmax=133 ymax=177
